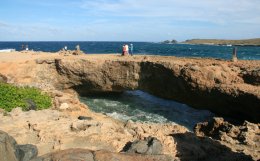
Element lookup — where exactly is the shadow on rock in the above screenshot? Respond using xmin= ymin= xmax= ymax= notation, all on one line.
xmin=171 ymin=132 xmax=253 ymax=161
xmin=194 ymin=117 xmax=260 ymax=160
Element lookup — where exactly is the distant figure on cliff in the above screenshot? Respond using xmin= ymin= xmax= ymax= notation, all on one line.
xmin=21 ymin=44 xmax=24 ymax=50
xmin=125 ymin=44 xmax=129 ymax=55
xmin=232 ymin=47 xmax=238 ymax=62
xmin=130 ymin=44 xmax=133 ymax=56
xmin=76 ymin=45 xmax=80 ymax=51
xmin=64 ymin=46 xmax=67 ymax=51
xmin=25 ymin=45 xmax=29 ymax=51
xmin=122 ymin=44 xmax=126 ymax=56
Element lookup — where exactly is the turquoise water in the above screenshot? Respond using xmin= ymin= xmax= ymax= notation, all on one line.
xmin=0 ymin=41 xmax=260 ymax=60
xmin=80 ymin=90 xmax=214 ymax=130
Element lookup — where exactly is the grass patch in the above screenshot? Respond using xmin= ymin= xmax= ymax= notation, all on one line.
xmin=0 ymin=83 xmax=52 ymax=112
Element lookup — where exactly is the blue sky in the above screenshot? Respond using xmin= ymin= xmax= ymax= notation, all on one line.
xmin=0 ymin=0 xmax=260 ymax=41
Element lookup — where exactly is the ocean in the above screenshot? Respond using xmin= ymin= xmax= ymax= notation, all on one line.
xmin=0 ymin=41 xmax=260 ymax=60
xmin=80 ymin=91 xmax=214 ymax=130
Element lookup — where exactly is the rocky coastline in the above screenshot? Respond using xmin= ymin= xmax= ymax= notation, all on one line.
xmin=182 ymin=38 xmax=260 ymax=46
xmin=0 ymin=51 xmax=259 ymax=161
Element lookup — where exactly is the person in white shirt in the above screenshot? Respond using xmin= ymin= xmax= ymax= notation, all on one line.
xmin=125 ymin=44 xmax=129 ymax=55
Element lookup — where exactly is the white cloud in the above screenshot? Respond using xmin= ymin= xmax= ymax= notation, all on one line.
xmin=0 ymin=21 xmax=9 ymax=28
xmin=80 ymin=0 xmax=260 ymax=25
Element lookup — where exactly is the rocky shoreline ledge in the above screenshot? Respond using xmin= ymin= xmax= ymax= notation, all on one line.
xmin=0 ymin=51 xmax=259 ymax=160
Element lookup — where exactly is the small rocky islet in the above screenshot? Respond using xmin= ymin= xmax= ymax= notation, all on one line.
xmin=0 ymin=51 xmax=259 ymax=161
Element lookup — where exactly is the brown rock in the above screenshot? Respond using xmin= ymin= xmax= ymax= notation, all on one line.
xmin=194 ymin=117 xmax=260 ymax=160
xmin=172 ymin=132 xmax=253 ymax=161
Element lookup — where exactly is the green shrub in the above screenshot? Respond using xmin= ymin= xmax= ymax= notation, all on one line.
xmin=0 ymin=83 xmax=52 ymax=112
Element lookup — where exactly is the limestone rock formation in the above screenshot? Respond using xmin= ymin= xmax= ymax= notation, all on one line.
xmin=194 ymin=117 xmax=260 ymax=160
xmin=52 ymin=57 xmax=260 ymax=122
xmin=0 ymin=53 xmax=259 ymax=122
xmin=172 ymin=132 xmax=254 ymax=161
xmin=0 ymin=52 xmax=259 ymax=160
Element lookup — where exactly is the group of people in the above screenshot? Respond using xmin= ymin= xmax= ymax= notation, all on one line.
xmin=21 ymin=44 xmax=29 ymax=51
xmin=122 ymin=44 xmax=133 ymax=56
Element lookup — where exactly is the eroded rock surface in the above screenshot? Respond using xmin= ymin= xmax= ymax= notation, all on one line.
xmin=172 ymin=132 xmax=254 ymax=161
xmin=194 ymin=117 xmax=260 ymax=160
xmin=33 ymin=149 xmax=174 ymax=161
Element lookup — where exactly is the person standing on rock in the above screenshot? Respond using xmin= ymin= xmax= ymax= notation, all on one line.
xmin=125 ymin=44 xmax=129 ymax=55
xmin=122 ymin=44 xmax=126 ymax=56
xmin=130 ymin=44 xmax=133 ymax=56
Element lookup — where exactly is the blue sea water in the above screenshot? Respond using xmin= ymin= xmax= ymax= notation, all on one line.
xmin=80 ymin=91 xmax=214 ymax=130
xmin=0 ymin=41 xmax=260 ymax=60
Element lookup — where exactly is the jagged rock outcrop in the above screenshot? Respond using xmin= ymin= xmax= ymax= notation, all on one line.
xmin=194 ymin=117 xmax=260 ymax=160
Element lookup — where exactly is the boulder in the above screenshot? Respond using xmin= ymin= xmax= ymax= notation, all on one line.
xmin=122 ymin=137 xmax=163 ymax=155
xmin=15 ymin=144 xmax=38 ymax=161
xmin=0 ymin=130 xmax=18 ymax=161
xmin=0 ymin=130 xmax=38 ymax=161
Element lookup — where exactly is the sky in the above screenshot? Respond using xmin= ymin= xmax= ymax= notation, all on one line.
xmin=0 ymin=0 xmax=260 ymax=41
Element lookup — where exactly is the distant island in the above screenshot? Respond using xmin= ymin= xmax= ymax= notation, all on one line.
xmin=161 ymin=39 xmax=178 ymax=44
xmin=182 ymin=38 xmax=260 ymax=46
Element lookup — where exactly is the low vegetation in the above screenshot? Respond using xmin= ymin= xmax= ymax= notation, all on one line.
xmin=0 ymin=83 xmax=52 ymax=112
